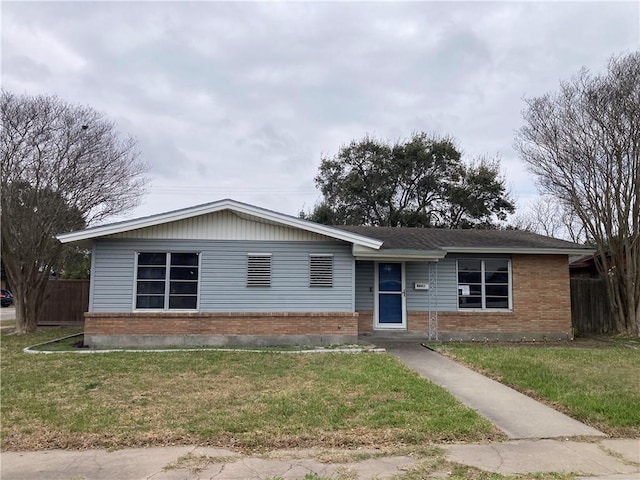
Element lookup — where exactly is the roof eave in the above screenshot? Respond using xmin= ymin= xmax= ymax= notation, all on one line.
xmin=442 ymin=246 xmax=596 ymax=255
xmin=352 ymin=245 xmax=446 ymax=261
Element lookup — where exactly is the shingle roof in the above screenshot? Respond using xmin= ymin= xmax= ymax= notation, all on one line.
xmin=333 ymin=226 xmax=591 ymax=252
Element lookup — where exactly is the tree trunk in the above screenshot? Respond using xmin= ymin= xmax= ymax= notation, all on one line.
xmin=11 ymin=270 xmax=49 ymax=334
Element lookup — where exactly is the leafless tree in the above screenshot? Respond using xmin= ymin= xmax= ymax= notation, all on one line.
xmin=514 ymin=196 xmax=586 ymax=243
xmin=515 ymin=52 xmax=640 ymax=336
xmin=1 ymin=91 xmax=148 ymax=333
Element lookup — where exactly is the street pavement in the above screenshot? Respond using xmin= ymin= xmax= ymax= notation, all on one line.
xmin=1 ymin=439 xmax=638 ymax=479
xmin=0 ymin=306 xmax=16 ymax=322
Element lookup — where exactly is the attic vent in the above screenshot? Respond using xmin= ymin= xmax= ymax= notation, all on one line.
xmin=247 ymin=254 xmax=272 ymax=287
xmin=309 ymin=254 xmax=333 ymax=287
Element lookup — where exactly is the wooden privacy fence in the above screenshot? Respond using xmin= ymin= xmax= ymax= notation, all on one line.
xmin=39 ymin=279 xmax=90 ymax=326
xmin=570 ymin=278 xmax=615 ymax=335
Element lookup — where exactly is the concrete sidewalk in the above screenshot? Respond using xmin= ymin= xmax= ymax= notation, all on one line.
xmin=1 ymin=439 xmax=638 ymax=479
xmin=383 ymin=342 xmax=606 ymax=439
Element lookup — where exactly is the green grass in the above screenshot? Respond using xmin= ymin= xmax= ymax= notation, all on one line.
xmin=434 ymin=340 xmax=640 ymax=437
xmin=1 ymin=327 xmax=500 ymax=451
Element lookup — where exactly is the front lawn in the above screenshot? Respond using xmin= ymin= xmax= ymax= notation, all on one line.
xmin=1 ymin=328 xmax=500 ymax=451
xmin=435 ymin=340 xmax=640 ymax=437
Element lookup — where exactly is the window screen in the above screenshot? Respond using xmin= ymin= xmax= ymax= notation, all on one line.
xmin=247 ymin=254 xmax=272 ymax=287
xmin=309 ymin=254 xmax=333 ymax=287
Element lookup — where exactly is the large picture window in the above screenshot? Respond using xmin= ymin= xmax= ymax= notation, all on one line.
xmin=136 ymin=252 xmax=199 ymax=310
xmin=457 ymin=259 xmax=510 ymax=310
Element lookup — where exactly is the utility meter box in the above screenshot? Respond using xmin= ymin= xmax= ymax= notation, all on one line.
xmin=414 ymin=282 xmax=429 ymax=290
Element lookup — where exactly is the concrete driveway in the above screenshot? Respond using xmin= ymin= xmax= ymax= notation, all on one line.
xmin=0 ymin=306 xmax=16 ymax=329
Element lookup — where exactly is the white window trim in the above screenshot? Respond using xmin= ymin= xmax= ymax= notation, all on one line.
xmin=456 ymin=258 xmax=512 ymax=312
xmin=309 ymin=254 xmax=334 ymax=287
xmin=133 ymin=251 xmax=201 ymax=311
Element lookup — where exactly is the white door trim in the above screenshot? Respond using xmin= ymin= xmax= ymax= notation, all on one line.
xmin=374 ymin=261 xmax=407 ymax=330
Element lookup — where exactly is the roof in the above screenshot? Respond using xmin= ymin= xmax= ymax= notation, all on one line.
xmin=56 ymin=198 xmax=593 ymax=257
xmin=56 ymin=199 xmax=383 ymax=250
xmin=334 ymin=226 xmax=594 ymax=256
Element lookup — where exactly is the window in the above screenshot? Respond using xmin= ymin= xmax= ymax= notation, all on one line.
xmin=247 ymin=254 xmax=271 ymax=286
xmin=309 ymin=254 xmax=333 ymax=287
xmin=136 ymin=252 xmax=199 ymax=310
xmin=457 ymin=259 xmax=510 ymax=310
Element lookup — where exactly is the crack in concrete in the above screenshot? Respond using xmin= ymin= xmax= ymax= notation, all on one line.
xmin=597 ymin=442 xmax=640 ymax=468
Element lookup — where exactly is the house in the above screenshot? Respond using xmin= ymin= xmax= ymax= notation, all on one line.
xmin=569 ymin=254 xmax=606 ymax=279
xmin=57 ymin=199 xmax=593 ymax=347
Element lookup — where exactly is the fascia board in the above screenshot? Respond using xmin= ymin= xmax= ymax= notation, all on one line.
xmin=442 ymin=247 xmax=596 ymax=256
xmin=227 ymin=203 xmax=383 ymax=249
xmin=352 ymin=244 xmax=445 ymax=260
xmin=56 ymin=201 xmax=231 ymax=243
xmin=57 ymin=199 xmax=384 ymax=249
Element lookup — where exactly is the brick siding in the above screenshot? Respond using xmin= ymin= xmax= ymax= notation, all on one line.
xmin=85 ymin=311 xmax=358 ymax=336
xmin=360 ymin=254 xmax=572 ymax=340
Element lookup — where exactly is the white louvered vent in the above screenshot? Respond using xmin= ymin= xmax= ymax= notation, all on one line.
xmin=309 ymin=254 xmax=333 ymax=287
xmin=247 ymin=254 xmax=272 ymax=287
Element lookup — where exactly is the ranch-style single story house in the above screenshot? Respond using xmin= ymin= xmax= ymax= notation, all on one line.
xmin=57 ymin=199 xmax=592 ymax=347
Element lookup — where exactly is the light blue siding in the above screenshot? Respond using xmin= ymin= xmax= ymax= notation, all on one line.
xmin=354 ymin=261 xmax=374 ymax=310
xmin=91 ymin=239 xmax=354 ymax=312
xmin=405 ymin=259 xmax=458 ymax=312
xmin=354 ymin=257 xmax=460 ymax=313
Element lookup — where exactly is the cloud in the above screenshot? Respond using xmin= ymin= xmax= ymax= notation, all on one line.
xmin=2 ymin=1 xmax=638 ymax=222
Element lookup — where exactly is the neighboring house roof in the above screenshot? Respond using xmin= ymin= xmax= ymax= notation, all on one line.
xmin=56 ymin=199 xmax=383 ymax=250
xmin=335 ymin=226 xmax=594 ymax=257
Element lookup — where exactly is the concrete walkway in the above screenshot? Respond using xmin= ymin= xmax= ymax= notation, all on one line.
xmin=1 ymin=439 xmax=638 ymax=479
xmin=382 ymin=342 xmax=606 ymax=439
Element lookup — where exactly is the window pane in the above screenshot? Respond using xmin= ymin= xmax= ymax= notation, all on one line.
xmin=458 ymin=272 xmax=482 ymax=283
xmin=486 ymin=285 xmax=508 ymax=297
xmin=137 ymin=281 xmax=165 ymax=295
xmin=485 ymin=259 xmax=509 ymax=272
xmin=379 ymin=294 xmax=402 ymax=323
xmin=486 ymin=297 xmax=509 ymax=309
xmin=458 ymin=259 xmax=481 ymax=272
xmin=170 ymin=282 xmax=198 ymax=295
xmin=138 ymin=252 xmax=166 ymax=265
xmin=136 ymin=295 xmax=164 ymax=309
xmin=459 ymin=296 xmax=482 ymax=308
xmin=486 ymin=271 xmax=509 ymax=283
xmin=170 ymin=267 xmax=198 ymax=280
xmin=379 ymin=263 xmax=402 ymax=292
xmin=171 ymin=253 xmax=198 ymax=266
xmin=169 ymin=296 xmax=197 ymax=309
xmin=137 ymin=267 xmax=166 ymax=279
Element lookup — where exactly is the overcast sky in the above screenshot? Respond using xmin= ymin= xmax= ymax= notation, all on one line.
xmin=3 ymin=1 xmax=639 ymax=223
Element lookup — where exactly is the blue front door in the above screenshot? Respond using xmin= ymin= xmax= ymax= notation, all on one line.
xmin=377 ymin=262 xmax=405 ymax=328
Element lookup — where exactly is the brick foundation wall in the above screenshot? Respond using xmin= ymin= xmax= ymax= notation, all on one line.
xmin=359 ymin=255 xmax=573 ymax=341
xmin=84 ymin=311 xmax=359 ymax=347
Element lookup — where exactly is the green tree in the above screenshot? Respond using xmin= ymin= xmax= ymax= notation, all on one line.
xmin=515 ymin=52 xmax=639 ymax=336
xmin=307 ymin=132 xmax=514 ymax=228
xmin=1 ymin=91 xmax=148 ymax=333
xmin=58 ymin=247 xmax=91 ymax=280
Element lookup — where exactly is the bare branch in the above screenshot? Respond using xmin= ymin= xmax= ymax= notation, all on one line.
xmin=515 ymin=52 xmax=640 ymax=335
xmin=1 ymin=90 xmax=149 ymax=333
